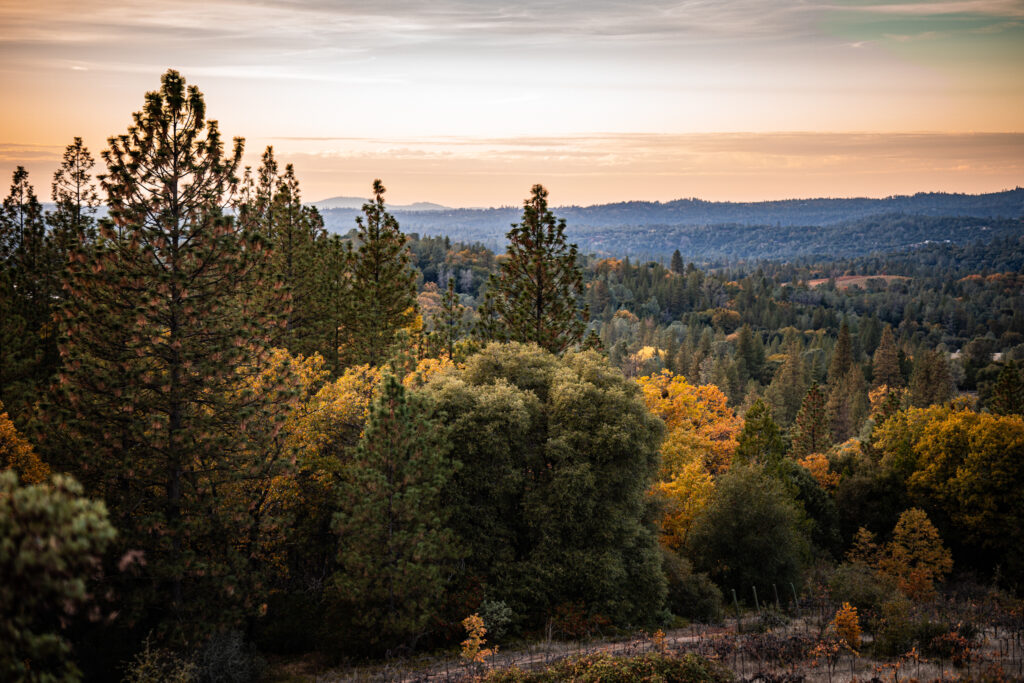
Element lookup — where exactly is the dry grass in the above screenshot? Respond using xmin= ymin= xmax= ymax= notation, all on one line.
xmin=805 ymin=275 xmax=910 ymax=290
xmin=268 ymin=615 xmax=1024 ymax=682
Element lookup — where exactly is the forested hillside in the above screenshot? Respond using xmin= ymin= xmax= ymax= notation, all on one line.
xmin=3 ymin=71 xmax=1024 ymax=682
xmin=320 ymin=191 xmax=1024 ymax=259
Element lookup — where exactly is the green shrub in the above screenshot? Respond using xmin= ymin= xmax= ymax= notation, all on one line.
xmin=662 ymin=550 xmax=724 ymax=623
xmin=872 ymin=597 xmax=952 ymax=659
xmin=479 ymin=600 xmax=515 ymax=643
xmin=829 ymin=562 xmax=895 ymax=614
xmin=0 ymin=471 xmax=116 ymax=681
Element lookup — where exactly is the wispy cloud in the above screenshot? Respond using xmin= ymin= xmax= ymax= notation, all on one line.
xmin=835 ymin=0 xmax=1024 ymax=17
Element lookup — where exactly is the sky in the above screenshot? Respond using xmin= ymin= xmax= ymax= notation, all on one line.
xmin=1 ymin=0 xmax=1022 ymax=207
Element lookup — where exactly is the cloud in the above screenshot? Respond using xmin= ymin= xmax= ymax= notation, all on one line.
xmin=835 ymin=0 xmax=1024 ymax=18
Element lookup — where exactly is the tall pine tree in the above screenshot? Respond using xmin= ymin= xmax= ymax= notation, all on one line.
xmin=477 ymin=184 xmax=587 ymax=354
xmin=0 ymin=168 xmax=54 ymax=416
xmin=735 ymin=398 xmax=787 ymax=468
xmin=56 ymin=70 xmax=291 ymax=636
xmin=337 ymin=180 xmax=417 ymax=368
xmin=765 ymin=333 xmax=807 ymax=426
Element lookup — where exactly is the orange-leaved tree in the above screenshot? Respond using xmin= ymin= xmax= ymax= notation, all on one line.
xmin=879 ymin=508 xmax=952 ymax=601
xmin=0 ymin=401 xmax=49 ymax=484
xmin=638 ymin=370 xmax=741 ymax=477
xmin=638 ymin=370 xmax=742 ymax=548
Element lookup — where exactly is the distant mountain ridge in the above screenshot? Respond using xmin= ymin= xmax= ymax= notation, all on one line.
xmin=317 ymin=188 xmax=1024 ymax=260
xmin=313 ymin=195 xmax=449 ymax=212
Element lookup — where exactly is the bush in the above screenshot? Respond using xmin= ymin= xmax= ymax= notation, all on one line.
xmin=663 ymin=550 xmax=724 ymax=623
xmin=0 ymin=470 xmax=117 ymax=681
xmin=122 ymin=637 xmax=196 ymax=683
xmin=872 ymin=597 xmax=949 ymax=658
xmin=829 ymin=562 xmax=895 ymax=614
xmin=479 ymin=600 xmax=515 ymax=643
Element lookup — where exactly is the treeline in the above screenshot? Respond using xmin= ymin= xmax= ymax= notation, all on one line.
xmin=2 ymin=69 xmax=1024 ymax=682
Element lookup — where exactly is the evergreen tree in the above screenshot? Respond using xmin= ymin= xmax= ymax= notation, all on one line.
xmin=688 ymin=464 xmax=810 ymax=600
xmin=338 ymin=180 xmax=417 ymax=367
xmin=311 ymin=234 xmax=350 ymax=375
xmin=670 ymin=249 xmax=684 ymax=274
xmin=988 ymin=360 xmax=1024 ymax=416
xmin=827 ymin=367 xmax=868 ymax=442
xmin=47 ymin=137 xmax=100 ymax=259
xmin=828 ymin=320 xmax=854 ymax=385
xmin=330 ymin=374 xmax=456 ymax=652
xmin=429 ymin=277 xmax=467 ymax=361
xmin=0 ymin=470 xmax=117 ymax=681
xmin=56 ymin=70 xmax=290 ymax=635
xmin=0 ymin=167 xmax=54 ymax=415
xmin=791 ymin=383 xmax=831 ymax=457
xmin=268 ymin=163 xmax=324 ymax=354
xmin=477 ymin=184 xmax=587 ymax=354
xmin=735 ymin=324 xmax=765 ymax=385
xmin=908 ymin=349 xmax=953 ymax=407
xmin=872 ymin=325 xmax=902 ymax=389
xmin=423 ymin=344 xmax=666 ymax=629
xmin=765 ymin=334 xmax=807 ymax=426
xmin=735 ymin=398 xmax=787 ymax=468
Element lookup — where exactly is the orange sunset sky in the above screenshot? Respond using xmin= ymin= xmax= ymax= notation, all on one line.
xmin=1 ymin=0 xmax=1022 ymax=207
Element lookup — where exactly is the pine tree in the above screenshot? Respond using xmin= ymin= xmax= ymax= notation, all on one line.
xmin=0 ymin=168 xmax=54 ymax=415
xmin=330 ymin=374 xmax=456 ymax=652
xmin=989 ymin=361 xmax=1024 ymax=416
xmin=56 ymin=70 xmax=290 ymax=634
xmin=827 ymin=367 xmax=868 ymax=442
xmin=670 ymin=249 xmax=684 ymax=274
xmin=791 ymin=383 xmax=831 ymax=457
xmin=828 ymin=320 xmax=854 ymax=385
xmin=735 ymin=324 xmax=765 ymax=385
xmin=47 ymin=137 xmax=100 ymax=259
xmin=735 ymin=398 xmax=786 ymax=468
xmin=765 ymin=334 xmax=807 ymax=426
xmin=267 ymin=163 xmax=324 ymax=354
xmin=908 ymin=349 xmax=953 ymax=407
xmin=872 ymin=325 xmax=902 ymax=389
xmin=430 ymin=277 xmax=467 ymax=361
xmin=477 ymin=184 xmax=587 ymax=353
xmin=311 ymin=234 xmax=350 ymax=375
xmin=338 ymin=180 xmax=417 ymax=367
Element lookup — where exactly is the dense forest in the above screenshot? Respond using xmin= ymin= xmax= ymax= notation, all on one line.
xmin=318 ymin=191 xmax=1024 ymax=259
xmin=3 ymin=70 xmax=1024 ymax=682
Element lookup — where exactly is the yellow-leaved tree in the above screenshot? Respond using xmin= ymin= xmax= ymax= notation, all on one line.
xmin=651 ymin=460 xmax=714 ymax=550
xmin=0 ymin=401 xmax=50 ymax=484
xmin=638 ymin=370 xmax=742 ymax=477
xmin=637 ymin=370 xmax=742 ymax=547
